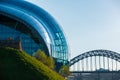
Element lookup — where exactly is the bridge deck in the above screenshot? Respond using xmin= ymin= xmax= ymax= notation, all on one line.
xmin=71 ymin=71 xmax=120 ymax=73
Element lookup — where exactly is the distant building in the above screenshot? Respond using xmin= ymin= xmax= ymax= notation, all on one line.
xmin=0 ymin=37 xmax=22 ymax=50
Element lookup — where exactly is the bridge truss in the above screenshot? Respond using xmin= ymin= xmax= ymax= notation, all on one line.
xmin=70 ymin=49 xmax=120 ymax=73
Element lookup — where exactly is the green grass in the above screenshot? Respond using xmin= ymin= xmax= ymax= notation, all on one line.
xmin=0 ymin=47 xmax=65 ymax=80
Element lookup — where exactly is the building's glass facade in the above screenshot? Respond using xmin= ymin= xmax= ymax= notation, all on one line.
xmin=0 ymin=0 xmax=69 ymax=66
xmin=0 ymin=24 xmax=40 ymax=55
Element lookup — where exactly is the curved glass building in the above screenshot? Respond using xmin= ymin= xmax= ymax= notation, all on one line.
xmin=0 ymin=0 xmax=69 ymax=67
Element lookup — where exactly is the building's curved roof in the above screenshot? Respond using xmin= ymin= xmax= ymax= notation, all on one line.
xmin=0 ymin=0 xmax=69 ymax=60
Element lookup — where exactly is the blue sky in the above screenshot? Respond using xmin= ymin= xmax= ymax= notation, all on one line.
xmin=27 ymin=0 xmax=120 ymax=59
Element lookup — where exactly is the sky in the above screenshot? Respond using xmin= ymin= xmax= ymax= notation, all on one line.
xmin=26 ymin=0 xmax=120 ymax=59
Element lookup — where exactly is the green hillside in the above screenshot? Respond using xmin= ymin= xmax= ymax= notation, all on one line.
xmin=0 ymin=47 xmax=65 ymax=80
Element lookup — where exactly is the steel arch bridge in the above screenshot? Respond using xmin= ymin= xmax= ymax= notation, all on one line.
xmin=70 ymin=49 xmax=120 ymax=73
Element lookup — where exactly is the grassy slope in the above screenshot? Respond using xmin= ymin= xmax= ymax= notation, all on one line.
xmin=0 ymin=47 xmax=65 ymax=80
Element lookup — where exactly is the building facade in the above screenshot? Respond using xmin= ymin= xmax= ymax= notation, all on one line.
xmin=0 ymin=0 xmax=69 ymax=68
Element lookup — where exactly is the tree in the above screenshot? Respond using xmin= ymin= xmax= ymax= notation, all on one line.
xmin=32 ymin=49 xmax=47 ymax=64
xmin=46 ymin=56 xmax=55 ymax=69
xmin=32 ymin=49 xmax=55 ymax=70
xmin=59 ymin=65 xmax=70 ymax=77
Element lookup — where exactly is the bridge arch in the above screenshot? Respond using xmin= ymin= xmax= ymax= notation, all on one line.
xmin=70 ymin=50 xmax=120 ymax=80
xmin=70 ymin=49 xmax=120 ymax=66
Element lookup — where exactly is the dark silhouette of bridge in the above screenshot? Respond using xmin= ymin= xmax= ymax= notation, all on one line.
xmin=68 ymin=50 xmax=120 ymax=80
